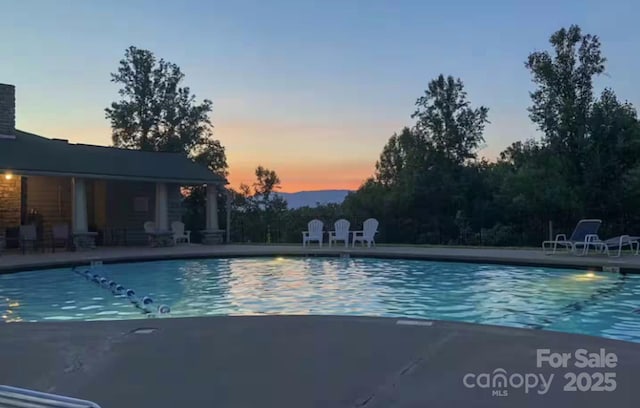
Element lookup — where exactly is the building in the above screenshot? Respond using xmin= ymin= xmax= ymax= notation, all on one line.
xmin=0 ymin=83 xmax=228 ymax=250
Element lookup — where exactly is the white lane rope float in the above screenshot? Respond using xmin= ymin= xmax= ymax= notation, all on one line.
xmin=73 ymin=265 xmax=170 ymax=316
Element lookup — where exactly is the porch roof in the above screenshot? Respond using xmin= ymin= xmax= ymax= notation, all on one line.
xmin=0 ymin=130 xmax=227 ymax=185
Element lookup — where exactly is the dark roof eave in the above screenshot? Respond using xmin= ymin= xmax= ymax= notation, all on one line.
xmin=0 ymin=168 xmax=228 ymax=185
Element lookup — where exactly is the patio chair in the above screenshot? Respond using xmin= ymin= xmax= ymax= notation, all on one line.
xmin=302 ymin=219 xmax=324 ymax=247
xmin=51 ymin=223 xmax=70 ymax=252
xmin=328 ymin=219 xmax=350 ymax=248
xmin=171 ymin=221 xmax=191 ymax=244
xmin=541 ymin=219 xmax=602 ymax=255
xmin=0 ymin=384 xmax=101 ymax=407
xmin=587 ymin=235 xmax=640 ymax=257
xmin=144 ymin=221 xmax=156 ymax=244
xmin=329 ymin=218 xmax=351 ymax=248
xmin=144 ymin=221 xmax=155 ymax=233
xmin=352 ymin=218 xmax=379 ymax=248
xmin=19 ymin=224 xmax=38 ymax=254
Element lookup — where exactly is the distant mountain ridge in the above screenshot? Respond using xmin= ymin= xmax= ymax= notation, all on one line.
xmin=277 ymin=189 xmax=352 ymax=209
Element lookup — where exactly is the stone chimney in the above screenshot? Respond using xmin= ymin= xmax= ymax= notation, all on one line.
xmin=0 ymin=83 xmax=16 ymax=139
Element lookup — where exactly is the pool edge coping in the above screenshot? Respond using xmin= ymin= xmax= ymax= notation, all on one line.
xmin=0 ymin=247 xmax=636 ymax=274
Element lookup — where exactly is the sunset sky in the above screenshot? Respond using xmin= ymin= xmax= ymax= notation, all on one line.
xmin=2 ymin=0 xmax=640 ymax=192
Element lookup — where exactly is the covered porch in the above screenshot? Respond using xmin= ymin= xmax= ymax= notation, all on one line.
xmin=0 ymin=173 xmax=229 ymax=251
xmin=0 ymin=129 xmax=229 ymax=253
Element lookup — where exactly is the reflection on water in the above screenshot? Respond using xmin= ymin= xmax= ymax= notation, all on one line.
xmin=0 ymin=258 xmax=639 ymax=342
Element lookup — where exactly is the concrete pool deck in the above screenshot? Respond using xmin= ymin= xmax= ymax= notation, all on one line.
xmin=0 ymin=315 xmax=638 ymax=407
xmin=1 ymin=243 xmax=640 ymax=273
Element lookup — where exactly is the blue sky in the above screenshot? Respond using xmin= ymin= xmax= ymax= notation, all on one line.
xmin=1 ymin=0 xmax=639 ymax=191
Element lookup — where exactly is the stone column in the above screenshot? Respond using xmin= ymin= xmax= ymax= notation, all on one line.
xmin=72 ymin=177 xmax=96 ymax=250
xmin=155 ymin=182 xmax=169 ymax=231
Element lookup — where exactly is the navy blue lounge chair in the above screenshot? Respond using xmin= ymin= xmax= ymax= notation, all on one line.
xmin=542 ymin=219 xmax=602 ymax=256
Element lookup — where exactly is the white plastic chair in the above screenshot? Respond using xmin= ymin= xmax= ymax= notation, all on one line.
xmin=171 ymin=221 xmax=191 ymax=244
xmin=329 ymin=219 xmax=350 ymax=248
xmin=302 ymin=219 xmax=324 ymax=247
xmin=144 ymin=221 xmax=156 ymax=234
xmin=143 ymin=221 xmax=156 ymax=245
xmin=352 ymin=218 xmax=378 ymax=248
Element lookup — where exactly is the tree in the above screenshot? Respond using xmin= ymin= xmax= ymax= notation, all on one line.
xmin=253 ymin=166 xmax=283 ymax=206
xmin=412 ymin=74 xmax=489 ymax=165
xmin=231 ymin=167 xmax=287 ymax=243
xmin=375 ymin=127 xmax=427 ymax=188
xmin=105 ymin=46 xmax=227 ymax=176
xmin=525 ymin=25 xmax=606 ymax=184
xmin=584 ymin=89 xmax=640 ymax=225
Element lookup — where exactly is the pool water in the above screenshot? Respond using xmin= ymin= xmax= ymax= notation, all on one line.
xmin=1 ymin=257 xmax=639 ymax=342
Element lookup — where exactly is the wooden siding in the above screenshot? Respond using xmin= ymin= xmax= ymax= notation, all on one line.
xmin=105 ymin=181 xmax=184 ymax=245
xmin=25 ymin=176 xmax=72 ymax=241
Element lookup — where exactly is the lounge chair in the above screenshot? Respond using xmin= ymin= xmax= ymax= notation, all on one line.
xmin=171 ymin=221 xmax=191 ymax=245
xmin=352 ymin=218 xmax=378 ymax=248
xmin=542 ymin=219 xmax=602 ymax=255
xmin=0 ymin=384 xmax=101 ymax=407
xmin=329 ymin=219 xmax=350 ymax=248
xmin=587 ymin=235 xmax=640 ymax=257
xmin=302 ymin=219 xmax=324 ymax=247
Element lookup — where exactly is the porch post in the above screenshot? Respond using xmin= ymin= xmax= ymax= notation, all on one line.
xmin=226 ymin=188 xmax=231 ymax=243
xmin=201 ymin=184 xmax=224 ymax=244
xmin=206 ymin=184 xmax=219 ymax=230
xmin=155 ymin=182 xmax=169 ymax=231
xmin=72 ymin=177 xmax=88 ymax=233
xmin=72 ymin=177 xmax=96 ymax=250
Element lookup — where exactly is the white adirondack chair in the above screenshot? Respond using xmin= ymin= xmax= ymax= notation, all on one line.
xmin=329 ymin=219 xmax=350 ymax=248
xmin=171 ymin=221 xmax=191 ymax=244
xmin=302 ymin=219 xmax=324 ymax=247
xmin=352 ymin=218 xmax=379 ymax=248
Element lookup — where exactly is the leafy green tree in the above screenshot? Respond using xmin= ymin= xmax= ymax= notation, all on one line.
xmin=585 ymin=89 xmax=640 ymax=229
xmin=106 ymin=46 xmax=227 ymax=175
xmin=375 ymin=127 xmax=427 ymax=188
xmin=526 ymin=25 xmax=605 ymax=185
xmin=412 ymin=74 xmax=489 ymax=165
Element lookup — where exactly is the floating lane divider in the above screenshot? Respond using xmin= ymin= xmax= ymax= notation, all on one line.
xmin=72 ymin=261 xmax=171 ymax=316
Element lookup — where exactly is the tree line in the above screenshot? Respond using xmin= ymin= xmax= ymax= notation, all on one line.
xmin=107 ymin=25 xmax=640 ymax=246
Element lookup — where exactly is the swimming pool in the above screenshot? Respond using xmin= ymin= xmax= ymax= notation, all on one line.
xmin=1 ymin=257 xmax=639 ymax=342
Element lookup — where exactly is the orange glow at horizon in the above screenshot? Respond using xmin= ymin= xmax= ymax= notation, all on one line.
xmin=227 ymin=159 xmax=372 ymax=192
xmin=209 ymin=119 xmax=384 ymax=192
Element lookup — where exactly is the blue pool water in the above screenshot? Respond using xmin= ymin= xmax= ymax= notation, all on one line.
xmin=1 ymin=257 xmax=639 ymax=342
